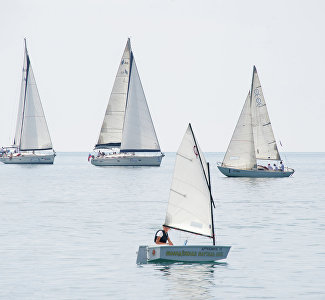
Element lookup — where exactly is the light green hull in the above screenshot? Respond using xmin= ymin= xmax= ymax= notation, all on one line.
xmin=137 ymin=245 xmax=231 ymax=264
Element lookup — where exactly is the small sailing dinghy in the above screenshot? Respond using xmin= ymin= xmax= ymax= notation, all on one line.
xmin=137 ymin=124 xmax=231 ymax=264
xmin=0 ymin=39 xmax=55 ymax=165
xmin=218 ymin=66 xmax=294 ymax=178
xmin=91 ymin=38 xmax=164 ymax=166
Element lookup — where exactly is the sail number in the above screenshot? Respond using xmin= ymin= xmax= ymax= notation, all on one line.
xmin=254 ymin=88 xmax=263 ymax=107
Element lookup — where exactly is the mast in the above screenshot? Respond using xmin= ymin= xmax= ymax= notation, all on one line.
xmin=125 ymin=38 xmax=133 ymax=106
xmin=19 ymin=38 xmax=30 ymax=151
xmin=120 ymin=38 xmax=133 ymax=143
xmin=189 ymin=123 xmax=215 ymax=208
xmin=207 ymin=162 xmax=216 ymax=245
xmin=250 ymin=65 xmax=256 ymax=105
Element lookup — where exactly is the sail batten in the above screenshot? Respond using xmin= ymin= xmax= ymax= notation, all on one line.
xmin=164 ymin=125 xmax=213 ymax=238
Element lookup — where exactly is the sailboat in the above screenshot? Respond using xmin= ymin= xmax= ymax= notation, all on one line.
xmin=0 ymin=39 xmax=55 ymax=164
xmin=137 ymin=124 xmax=231 ymax=264
xmin=91 ymin=38 xmax=164 ymax=166
xmin=218 ymin=66 xmax=294 ymax=177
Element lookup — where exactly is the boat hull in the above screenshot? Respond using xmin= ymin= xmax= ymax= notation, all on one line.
xmin=217 ymin=166 xmax=294 ymax=177
xmin=0 ymin=154 xmax=55 ymax=164
xmin=136 ymin=245 xmax=231 ymax=264
xmin=91 ymin=154 xmax=163 ymax=166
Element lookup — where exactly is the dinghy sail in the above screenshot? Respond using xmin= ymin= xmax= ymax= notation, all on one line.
xmin=218 ymin=66 xmax=293 ymax=177
xmin=91 ymin=38 xmax=163 ymax=166
xmin=0 ymin=39 xmax=55 ymax=164
xmin=164 ymin=124 xmax=215 ymax=242
xmin=136 ymin=124 xmax=231 ymax=264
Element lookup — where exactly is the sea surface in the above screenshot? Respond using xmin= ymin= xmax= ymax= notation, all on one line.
xmin=0 ymin=152 xmax=324 ymax=299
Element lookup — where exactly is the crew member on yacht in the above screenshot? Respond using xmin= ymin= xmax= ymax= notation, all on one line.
xmin=280 ymin=161 xmax=284 ymax=171
xmin=267 ymin=163 xmax=273 ymax=170
xmin=154 ymin=226 xmax=173 ymax=245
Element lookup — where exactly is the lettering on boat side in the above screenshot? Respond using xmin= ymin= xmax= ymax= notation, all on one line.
xmin=165 ymin=250 xmax=197 ymax=257
xmin=165 ymin=249 xmax=224 ymax=257
xmin=201 ymin=247 xmax=222 ymax=251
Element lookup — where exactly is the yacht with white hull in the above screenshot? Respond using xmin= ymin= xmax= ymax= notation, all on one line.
xmin=0 ymin=40 xmax=55 ymax=165
xmin=218 ymin=66 xmax=294 ymax=178
xmin=91 ymin=39 xmax=163 ymax=166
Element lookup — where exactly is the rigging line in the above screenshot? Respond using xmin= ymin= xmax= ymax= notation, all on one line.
xmin=279 ymin=140 xmax=290 ymax=166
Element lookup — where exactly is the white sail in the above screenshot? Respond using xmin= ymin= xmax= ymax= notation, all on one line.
xmin=16 ymin=43 xmax=53 ymax=151
xmin=250 ymin=66 xmax=280 ymax=160
xmin=222 ymin=92 xmax=256 ymax=170
xmin=164 ymin=124 xmax=213 ymax=238
xmin=13 ymin=51 xmax=27 ymax=148
xmin=96 ymin=39 xmax=131 ymax=148
xmin=120 ymin=57 xmax=160 ymax=152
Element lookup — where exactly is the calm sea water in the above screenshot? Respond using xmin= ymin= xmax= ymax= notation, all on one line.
xmin=0 ymin=152 xmax=324 ymax=299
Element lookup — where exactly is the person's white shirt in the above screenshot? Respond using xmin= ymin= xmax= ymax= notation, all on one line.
xmin=268 ymin=164 xmax=273 ymax=170
xmin=274 ymin=165 xmax=278 ymax=171
xmin=157 ymin=231 xmax=164 ymax=238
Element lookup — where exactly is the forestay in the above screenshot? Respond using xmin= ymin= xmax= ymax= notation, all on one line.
xmin=16 ymin=43 xmax=52 ymax=151
xmin=250 ymin=66 xmax=280 ymax=160
xmin=222 ymin=92 xmax=256 ymax=169
xmin=96 ymin=40 xmax=131 ymax=148
xmin=120 ymin=58 xmax=160 ymax=152
xmin=164 ymin=125 xmax=213 ymax=238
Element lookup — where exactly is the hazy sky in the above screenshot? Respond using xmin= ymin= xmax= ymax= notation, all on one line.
xmin=0 ymin=0 xmax=324 ymax=152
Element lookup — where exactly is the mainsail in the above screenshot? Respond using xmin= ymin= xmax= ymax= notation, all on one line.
xmin=95 ymin=39 xmax=131 ymax=149
xmin=164 ymin=124 xmax=213 ymax=238
xmin=222 ymin=92 xmax=256 ymax=170
xmin=14 ymin=40 xmax=53 ymax=151
xmin=250 ymin=66 xmax=280 ymax=160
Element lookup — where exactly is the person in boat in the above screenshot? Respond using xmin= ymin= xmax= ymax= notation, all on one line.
xmin=280 ymin=161 xmax=284 ymax=171
xmin=154 ymin=226 xmax=173 ymax=245
xmin=267 ymin=163 xmax=273 ymax=170
xmin=273 ymin=164 xmax=278 ymax=171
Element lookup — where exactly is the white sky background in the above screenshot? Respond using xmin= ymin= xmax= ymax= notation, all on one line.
xmin=0 ymin=0 xmax=324 ymax=152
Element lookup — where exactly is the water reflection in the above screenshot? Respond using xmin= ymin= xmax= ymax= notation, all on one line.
xmin=154 ymin=262 xmax=228 ymax=299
